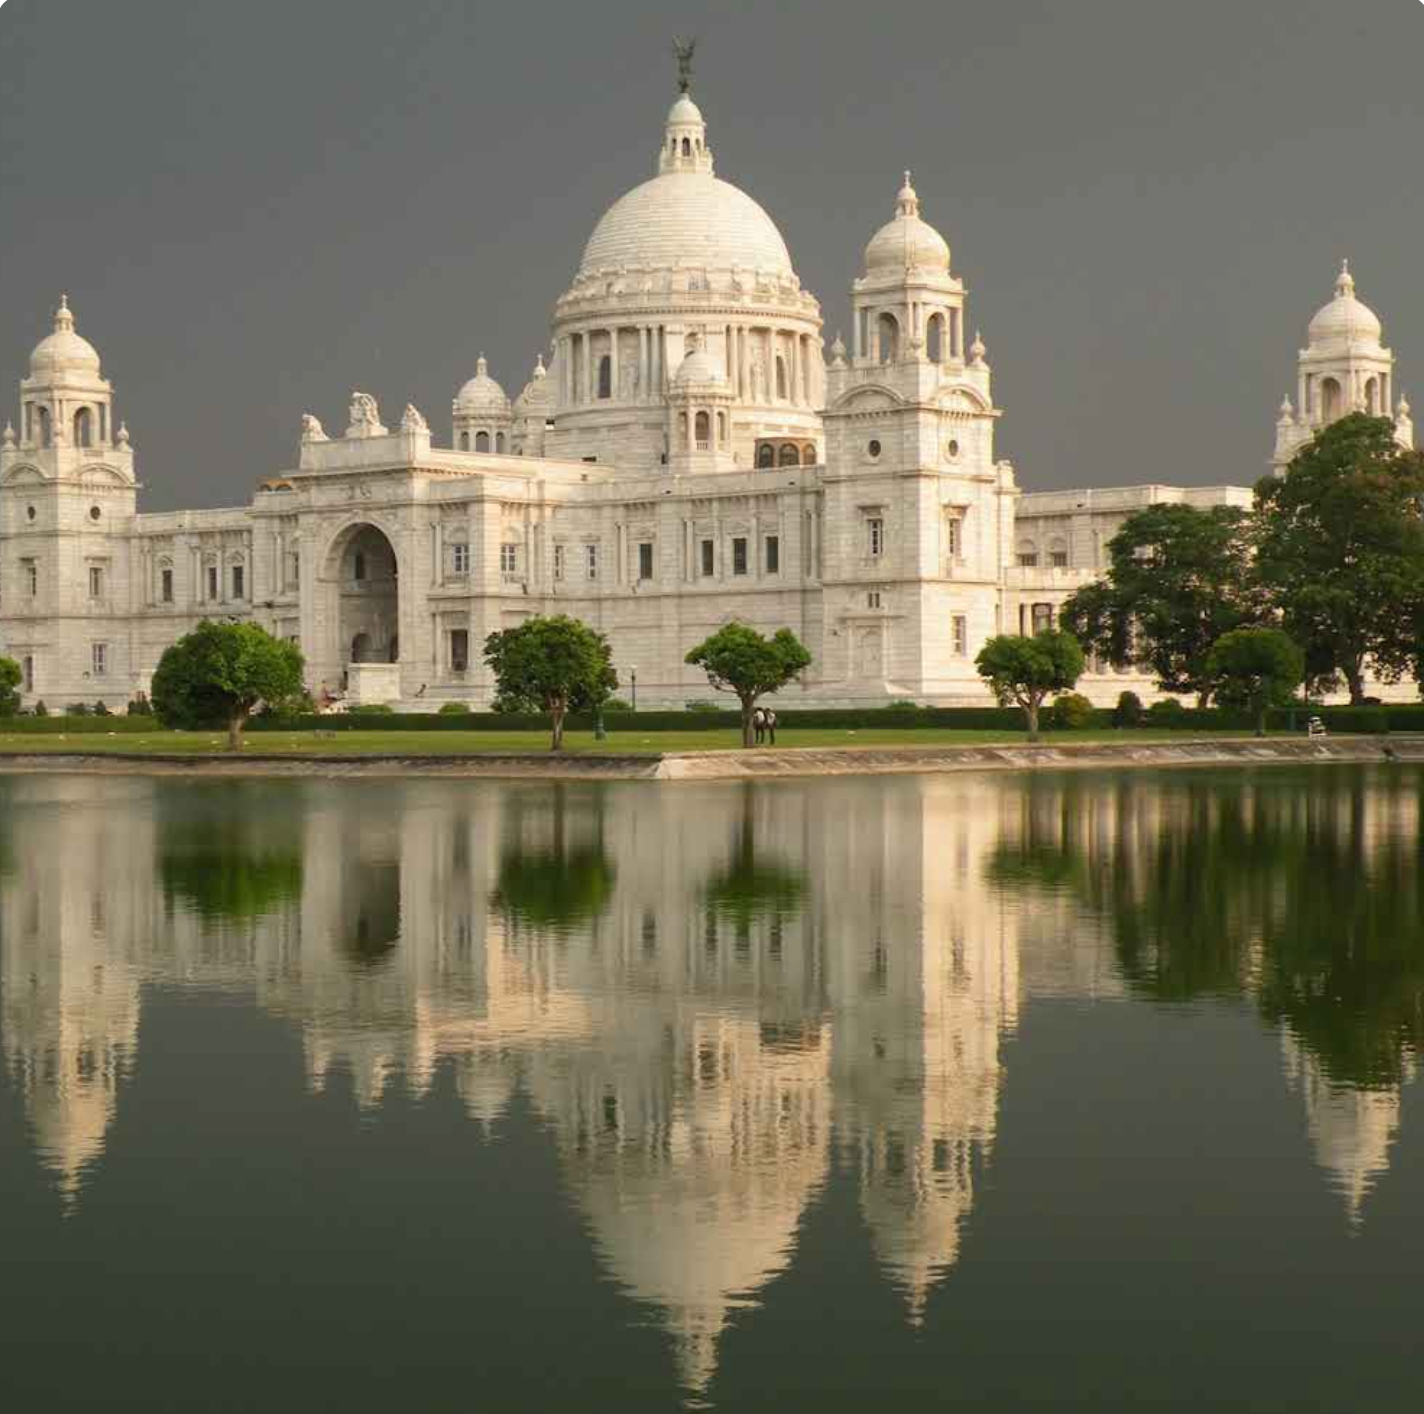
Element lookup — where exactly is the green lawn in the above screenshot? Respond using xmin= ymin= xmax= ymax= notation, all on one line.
xmin=0 ymin=727 xmax=1284 ymax=757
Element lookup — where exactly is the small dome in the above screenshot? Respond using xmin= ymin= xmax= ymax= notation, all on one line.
xmin=513 ymin=354 xmax=555 ymax=415
xmin=864 ymin=173 xmax=950 ymax=275
xmin=1308 ymin=261 xmax=1383 ymax=347
xmin=667 ymin=93 xmax=704 ymax=127
xmin=673 ymin=345 xmax=725 ymax=387
xmin=30 ymin=296 xmax=101 ymax=378
xmin=455 ymin=354 xmax=511 ymax=415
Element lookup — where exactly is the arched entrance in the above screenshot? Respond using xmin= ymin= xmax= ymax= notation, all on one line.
xmin=328 ymin=523 xmax=400 ymax=668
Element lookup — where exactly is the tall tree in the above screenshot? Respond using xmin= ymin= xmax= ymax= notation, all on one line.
xmin=685 ymin=623 xmax=812 ymax=746
xmin=1254 ymin=413 xmax=1424 ymax=703
xmin=0 ymin=656 xmax=21 ymax=717
xmin=1205 ymin=627 xmax=1304 ymax=737
xmin=151 ymin=620 xmax=305 ymax=748
xmin=975 ymin=629 xmax=1085 ymax=741
xmin=483 ymin=614 xmax=616 ymax=750
xmin=1060 ymin=503 xmax=1255 ymax=705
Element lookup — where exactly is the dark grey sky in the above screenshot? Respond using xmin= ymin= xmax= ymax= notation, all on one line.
xmin=1 ymin=0 xmax=1420 ymax=510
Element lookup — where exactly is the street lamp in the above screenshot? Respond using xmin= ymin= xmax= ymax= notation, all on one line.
xmin=630 ymin=666 xmax=638 ymax=713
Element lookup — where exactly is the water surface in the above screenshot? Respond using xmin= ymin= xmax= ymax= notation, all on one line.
xmin=2 ymin=766 xmax=1422 ymax=1411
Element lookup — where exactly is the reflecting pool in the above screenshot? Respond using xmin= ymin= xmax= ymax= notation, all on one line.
xmin=2 ymin=767 xmax=1423 ymax=1410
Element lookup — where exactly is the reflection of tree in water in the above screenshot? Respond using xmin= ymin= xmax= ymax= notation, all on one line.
xmin=989 ymin=769 xmax=1424 ymax=1088
xmin=700 ymin=784 xmax=807 ymax=941
xmin=158 ymin=782 xmax=304 ymax=922
xmin=490 ymin=785 xmax=616 ymax=934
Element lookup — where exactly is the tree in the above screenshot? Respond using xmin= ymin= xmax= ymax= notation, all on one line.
xmin=1254 ymin=413 xmax=1424 ymax=702
xmin=685 ymin=622 xmax=812 ymax=747
xmin=975 ymin=630 xmax=1085 ymax=741
xmin=1060 ymin=503 xmax=1255 ymax=705
xmin=1205 ymin=627 xmax=1304 ymax=736
xmin=0 ymin=656 xmax=21 ymax=717
xmin=151 ymin=620 xmax=305 ymax=749
xmin=483 ymin=614 xmax=616 ymax=750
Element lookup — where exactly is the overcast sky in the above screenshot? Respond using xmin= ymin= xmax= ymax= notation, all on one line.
xmin=1 ymin=0 xmax=1420 ymax=509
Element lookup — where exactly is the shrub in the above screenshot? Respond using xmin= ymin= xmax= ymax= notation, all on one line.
xmin=65 ymin=702 xmax=92 ymax=717
xmin=886 ymin=699 xmax=920 ymax=711
xmin=437 ymin=701 xmax=470 ymax=716
xmin=1048 ymin=693 xmax=1096 ymax=730
xmin=1112 ymin=690 xmax=1144 ymax=728
xmin=94 ymin=700 xmax=111 ymax=716
xmin=603 ymin=697 xmax=634 ymax=713
xmin=683 ymin=699 xmax=719 ymax=712
xmin=33 ymin=700 xmax=48 ymax=717
xmin=1147 ymin=697 xmax=1187 ymax=720
xmin=0 ymin=656 xmax=21 ymax=717
xmin=127 ymin=692 xmax=152 ymax=717
xmin=348 ymin=703 xmax=396 ymax=716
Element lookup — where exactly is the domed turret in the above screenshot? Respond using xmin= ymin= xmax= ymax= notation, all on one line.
xmin=29 ymin=296 xmax=102 ymax=378
xmin=863 ymin=173 xmax=950 ymax=275
xmin=511 ymin=353 xmax=556 ymax=457
xmin=453 ymin=354 xmax=513 ymax=453
xmin=455 ymin=355 xmax=511 ymax=416
xmin=1307 ymin=261 xmax=1383 ymax=348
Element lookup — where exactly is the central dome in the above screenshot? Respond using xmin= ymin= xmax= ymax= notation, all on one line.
xmin=577 ymin=172 xmax=794 ymax=280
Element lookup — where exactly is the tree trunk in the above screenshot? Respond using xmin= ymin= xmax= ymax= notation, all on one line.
xmin=741 ymin=699 xmax=755 ymax=748
xmin=1196 ymin=689 xmax=1211 ymax=710
xmin=1344 ymin=662 xmax=1365 ymax=705
xmin=550 ymin=704 xmax=565 ymax=751
xmin=228 ymin=706 xmax=248 ymax=751
xmin=1025 ymin=699 xmax=1041 ymax=743
xmin=1255 ymin=703 xmax=1267 ymax=738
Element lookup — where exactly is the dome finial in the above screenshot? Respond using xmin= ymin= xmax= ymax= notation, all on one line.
xmin=55 ymin=293 xmax=74 ymax=332
xmin=476 ymin=353 xmax=488 ymax=375
xmin=896 ymin=170 xmax=920 ymax=218
xmin=1336 ymin=259 xmax=1355 ymax=298
xmin=533 ymin=352 xmax=546 ymax=378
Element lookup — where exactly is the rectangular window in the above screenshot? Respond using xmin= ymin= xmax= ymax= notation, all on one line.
xmin=732 ymin=537 xmax=748 ymax=576
xmin=232 ymin=564 xmax=245 ymax=600
xmin=765 ymin=535 xmax=780 ymax=574
xmin=453 ymin=543 xmax=470 ymax=575
xmin=868 ymin=590 xmax=882 ymax=609
xmin=450 ymin=628 xmax=469 ymax=673
xmin=1031 ymin=602 xmax=1054 ymax=634
xmin=25 ymin=561 xmax=37 ymax=597
xmin=207 ymin=565 xmax=219 ymax=600
xmin=1051 ymin=549 xmax=1068 ymax=568
xmin=88 ymin=566 xmax=103 ymax=600
xmin=289 ymin=551 xmax=300 ymax=589
xmin=700 ymin=539 xmax=714 ymax=577
xmin=553 ymin=543 xmax=566 ymax=581
xmin=946 ymin=518 xmax=962 ymax=561
xmin=1017 ymin=552 xmax=1039 ymax=568
xmin=867 ymin=518 xmax=884 ymax=557
xmin=952 ymin=615 xmax=968 ymax=657
xmin=92 ymin=643 xmax=107 ymax=677
xmin=500 ymin=543 xmax=518 ymax=576
xmin=638 ymin=541 xmax=654 ymax=581
xmin=585 ymin=543 xmax=599 ymax=580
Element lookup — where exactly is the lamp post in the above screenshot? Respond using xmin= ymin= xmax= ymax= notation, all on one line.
xmin=630 ymin=666 xmax=638 ymax=713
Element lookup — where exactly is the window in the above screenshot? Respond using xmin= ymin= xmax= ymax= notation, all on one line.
xmin=868 ymin=591 xmax=882 ymax=609
xmin=207 ymin=565 xmax=219 ymax=600
xmin=926 ymin=313 xmax=945 ymax=363
xmin=161 ymin=567 xmax=174 ymax=603
xmin=289 ymin=551 xmax=300 ymax=588
xmin=877 ymin=312 xmax=899 ymax=364
xmin=585 ymin=543 xmax=599 ymax=580
xmin=1051 ymin=548 xmax=1068 ymax=568
xmin=776 ymin=357 xmax=788 ymax=400
xmin=450 ymin=629 xmax=469 ymax=673
xmin=952 ymin=615 xmax=968 ymax=657
xmin=765 ymin=535 xmax=780 ymax=574
xmin=500 ymin=543 xmax=519 ymax=576
xmin=756 ymin=443 xmax=775 ymax=469
xmin=638 ymin=541 xmax=654 ymax=580
xmin=1017 ymin=542 xmax=1038 ymax=567
xmin=353 ymin=552 xmax=366 ymax=582
xmin=553 ymin=543 xmax=566 ymax=581
xmin=695 ymin=411 xmax=710 ymax=449
xmin=867 ymin=518 xmax=884 ymax=557
xmin=88 ymin=566 xmax=104 ymax=600
xmin=700 ymin=539 xmax=714 ymax=577
xmin=451 ymin=543 xmax=469 ymax=575
xmin=598 ymin=356 xmax=612 ymax=400
xmin=802 ymin=444 xmax=817 ymax=466
xmin=778 ymin=443 xmax=799 ymax=467
xmin=867 ymin=439 xmax=881 ymax=459
xmin=1031 ymin=602 xmax=1054 ymax=634
xmin=231 ymin=564 xmax=245 ymax=600
xmin=475 ymin=431 xmax=490 ymax=452
xmin=89 ymin=505 xmax=101 ymax=522
xmin=22 ymin=656 xmax=33 ymax=692
xmin=92 ymin=643 xmax=108 ymax=677
xmin=24 ymin=561 xmax=37 ymax=597
xmin=946 ymin=518 xmax=962 ymax=561
xmin=732 ymin=537 xmax=748 ymax=575
xmin=459 ymin=431 xmax=470 ymax=450
xmin=495 ymin=432 xmax=506 ymax=453
xmin=74 ymin=407 xmax=93 ymax=448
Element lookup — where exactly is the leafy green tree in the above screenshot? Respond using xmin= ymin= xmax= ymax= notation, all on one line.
xmin=489 ymin=786 xmax=616 ymax=931
xmin=151 ymin=620 xmax=306 ymax=748
xmin=483 ymin=614 xmax=616 ymax=750
xmin=1254 ymin=413 xmax=1424 ymax=702
xmin=685 ymin=623 xmax=812 ymax=746
xmin=975 ymin=630 xmax=1085 ymax=741
xmin=1060 ymin=504 xmax=1255 ymax=704
xmin=0 ymin=656 xmax=21 ymax=717
xmin=1205 ymin=627 xmax=1304 ymax=736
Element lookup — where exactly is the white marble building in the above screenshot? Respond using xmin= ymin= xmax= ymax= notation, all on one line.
xmin=0 ymin=77 xmax=1411 ymax=709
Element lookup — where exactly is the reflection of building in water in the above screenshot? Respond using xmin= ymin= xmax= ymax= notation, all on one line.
xmin=1280 ymin=1033 xmax=1411 ymax=1226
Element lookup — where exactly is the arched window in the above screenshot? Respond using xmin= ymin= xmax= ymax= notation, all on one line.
xmin=459 ymin=432 xmax=470 ymax=450
xmin=877 ymin=313 xmax=899 ymax=364
xmin=756 ymin=442 xmax=775 ymax=469
xmin=35 ymin=406 xmax=51 ymax=448
xmin=778 ymin=443 xmax=799 ymax=467
xmin=597 ymin=355 xmax=612 ymax=399
xmin=1365 ymin=377 xmax=1379 ymax=414
xmin=695 ymin=411 xmax=710 ymax=448
xmin=495 ymin=431 xmax=506 ymax=453
xmin=776 ymin=357 xmax=788 ymax=400
xmin=681 ymin=137 xmax=691 ymax=157
xmin=802 ymin=444 xmax=817 ymax=466
xmin=1321 ymin=377 xmax=1342 ymax=422
xmin=926 ymin=313 xmax=945 ymax=363
xmin=353 ymin=552 xmax=366 ymax=581
xmin=1049 ymin=536 xmax=1069 ymax=568
xmin=716 ymin=411 xmax=727 ymax=445
xmin=475 ymin=430 xmax=490 ymax=452
xmin=73 ymin=407 xmax=92 ymax=448
xmin=1017 ymin=540 xmax=1038 ymax=568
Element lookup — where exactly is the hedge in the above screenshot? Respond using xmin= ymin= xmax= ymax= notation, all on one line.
xmin=0 ymin=715 xmax=162 ymax=734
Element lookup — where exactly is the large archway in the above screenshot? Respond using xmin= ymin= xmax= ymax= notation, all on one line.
xmin=331 ymin=523 xmax=400 ymax=667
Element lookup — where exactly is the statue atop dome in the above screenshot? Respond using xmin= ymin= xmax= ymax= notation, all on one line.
xmin=672 ymin=36 xmax=696 ymax=93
